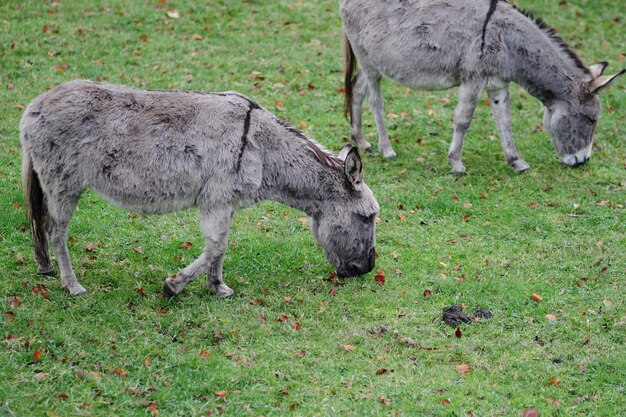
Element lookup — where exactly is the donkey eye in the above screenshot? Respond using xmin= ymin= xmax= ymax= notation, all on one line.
xmin=584 ymin=115 xmax=597 ymax=125
xmin=358 ymin=214 xmax=376 ymax=224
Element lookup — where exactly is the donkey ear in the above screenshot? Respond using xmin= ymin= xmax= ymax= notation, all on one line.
xmin=590 ymin=69 xmax=625 ymax=95
xmin=338 ymin=144 xmax=354 ymax=161
xmin=588 ymin=61 xmax=608 ymax=78
xmin=342 ymin=145 xmax=363 ymax=191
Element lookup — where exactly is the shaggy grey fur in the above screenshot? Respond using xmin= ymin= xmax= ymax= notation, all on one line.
xmin=341 ymin=0 xmax=624 ymax=173
xmin=21 ymin=80 xmax=379 ymax=296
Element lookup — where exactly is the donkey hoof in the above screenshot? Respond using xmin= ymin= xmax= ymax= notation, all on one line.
xmin=510 ymin=160 xmax=530 ymax=173
xmin=382 ymin=150 xmax=397 ymax=159
xmin=365 ymin=147 xmax=373 ymax=153
xmin=163 ymin=278 xmax=179 ymax=297
xmin=37 ymin=265 xmax=56 ymax=276
xmin=65 ymin=283 xmax=87 ymax=296
xmin=450 ymin=164 xmax=466 ymax=175
xmin=213 ymin=284 xmax=234 ymax=299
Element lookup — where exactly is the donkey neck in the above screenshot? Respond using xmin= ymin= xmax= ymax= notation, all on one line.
xmin=259 ymin=123 xmax=346 ymax=217
xmin=502 ymin=13 xmax=589 ymax=105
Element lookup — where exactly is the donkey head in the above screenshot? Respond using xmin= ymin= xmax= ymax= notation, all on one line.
xmin=310 ymin=145 xmax=379 ymax=277
xmin=544 ymin=62 xmax=625 ymax=167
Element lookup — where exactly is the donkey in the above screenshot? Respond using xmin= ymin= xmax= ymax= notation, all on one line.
xmin=21 ymin=80 xmax=379 ymax=297
xmin=341 ymin=0 xmax=624 ymax=173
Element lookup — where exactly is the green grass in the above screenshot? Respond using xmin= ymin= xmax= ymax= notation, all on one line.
xmin=1 ymin=0 xmax=624 ymax=415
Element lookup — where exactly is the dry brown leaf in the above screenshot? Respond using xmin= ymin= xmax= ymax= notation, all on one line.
xmin=374 ymin=269 xmax=385 ymax=286
xmin=456 ymin=364 xmax=470 ymax=375
xmin=522 ymin=409 xmax=539 ymax=417
xmin=531 ymin=293 xmax=543 ymax=302
xmin=113 ymin=368 xmax=128 ymax=376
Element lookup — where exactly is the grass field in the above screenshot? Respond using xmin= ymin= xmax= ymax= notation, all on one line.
xmin=1 ymin=0 xmax=624 ymax=416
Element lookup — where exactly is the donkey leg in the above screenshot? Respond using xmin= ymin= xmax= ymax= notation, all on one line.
xmin=365 ymin=73 xmax=397 ymax=159
xmin=35 ymin=236 xmax=55 ymax=276
xmin=350 ymin=71 xmax=372 ymax=152
xmin=163 ymin=208 xmax=234 ymax=298
xmin=48 ymin=195 xmax=86 ymax=295
xmin=448 ymin=82 xmax=482 ymax=174
xmin=487 ymin=86 xmax=530 ymax=173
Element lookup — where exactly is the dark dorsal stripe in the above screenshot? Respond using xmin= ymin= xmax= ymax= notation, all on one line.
xmin=236 ymin=100 xmax=261 ymax=172
xmin=480 ymin=0 xmax=500 ymax=55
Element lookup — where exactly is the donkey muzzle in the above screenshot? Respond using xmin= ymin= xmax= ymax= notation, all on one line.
xmin=561 ymin=154 xmax=589 ymax=167
xmin=336 ymin=247 xmax=376 ymax=277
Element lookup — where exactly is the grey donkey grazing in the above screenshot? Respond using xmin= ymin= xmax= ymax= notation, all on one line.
xmin=342 ymin=0 xmax=624 ymax=173
xmin=21 ymin=80 xmax=379 ymax=297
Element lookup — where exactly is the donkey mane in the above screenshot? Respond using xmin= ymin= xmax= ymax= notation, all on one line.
xmin=509 ymin=2 xmax=591 ymax=75
xmin=276 ymin=119 xmax=344 ymax=169
xmin=481 ymin=1 xmax=590 ymax=74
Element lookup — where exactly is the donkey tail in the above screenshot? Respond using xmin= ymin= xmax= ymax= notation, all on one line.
xmin=22 ymin=149 xmax=51 ymax=272
xmin=343 ymin=32 xmax=358 ymax=121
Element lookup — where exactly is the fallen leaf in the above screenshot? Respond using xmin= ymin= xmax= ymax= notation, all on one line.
xmin=376 ymin=368 xmax=388 ymax=375
xmin=139 ymin=34 xmax=148 ymax=42
xmin=455 ymin=327 xmax=462 ymax=338
xmin=34 ymin=350 xmax=42 ymax=363
xmin=441 ymin=398 xmax=451 ymax=405
xmin=275 ymin=100 xmax=285 ymax=111
xmin=180 ymin=241 xmax=193 ymax=250
xmin=88 ymin=371 xmax=101 ymax=378
xmin=545 ymin=314 xmax=557 ymax=321
xmin=56 ymin=393 xmax=68 ymax=399
xmin=379 ymin=395 xmax=390 ymax=406
xmin=398 ymin=214 xmax=408 ymax=221
xmin=166 ymin=9 xmax=180 ymax=19
xmin=463 ymin=202 xmax=473 ymax=208
xmin=374 ymin=269 xmax=385 ymax=286
xmin=531 ymin=293 xmax=543 ymax=302
xmin=214 ymin=390 xmax=227 ymax=399
xmin=144 ymin=356 xmax=151 ymax=368
xmin=329 ymin=288 xmax=337 ymax=296
xmin=577 ymin=363 xmax=586 ymax=372
xmin=35 ymin=372 xmax=49 ymax=379
xmin=528 ymin=202 xmax=538 ymax=208
xmin=5 ymin=311 xmax=15 ymax=322
xmin=32 ymin=284 xmax=50 ymax=300
xmin=113 ymin=368 xmax=128 ymax=376
xmin=294 ymin=350 xmax=306 ymax=358
xmin=548 ymin=377 xmax=559 ymax=386
xmin=456 ymin=364 xmax=470 ymax=375
xmin=85 ymin=242 xmax=98 ymax=252
xmin=342 ymin=345 xmax=354 ymax=351
xmin=400 ymin=337 xmax=416 ymax=347
xmin=200 ymin=350 xmax=210 ymax=358
xmin=276 ymin=315 xmax=289 ymax=323
xmin=423 ymin=289 xmax=432 ymax=297
xmin=522 ymin=409 xmax=539 ymax=417
xmin=582 ymin=337 xmax=590 ymax=345
xmin=146 ymin=402 xmax=158 ymax=417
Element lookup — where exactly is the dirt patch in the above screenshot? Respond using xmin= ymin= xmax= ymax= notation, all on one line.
xmin=442 ymin=305 xmax=492 ymax=326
